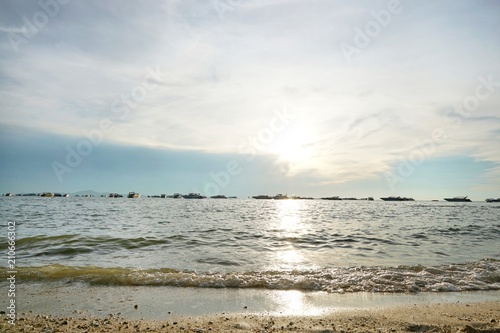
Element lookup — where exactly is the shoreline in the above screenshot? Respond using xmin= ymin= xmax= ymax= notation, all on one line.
xmin=3 ymin=302 xmax=500 ymax=332
xmin=6 ymin=283 xmax=499 ymax=319
xmin=1 ymin=284 xmax=499 ymax=332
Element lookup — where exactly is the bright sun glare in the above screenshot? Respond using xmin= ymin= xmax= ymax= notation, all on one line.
xmin=268 ymin=125 xmax=315 ymax=165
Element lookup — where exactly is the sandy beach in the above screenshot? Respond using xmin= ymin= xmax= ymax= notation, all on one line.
xmin=2 ymin=301 xmax=499 ymax=332
xmin=2 ymin=284 xmax=499 ymax=332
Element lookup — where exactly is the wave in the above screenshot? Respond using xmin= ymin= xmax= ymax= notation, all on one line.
xmin=8 ymin=235 xmax=171 ymax=257
xmin=5 ymin=259 xmax=499 ymax=293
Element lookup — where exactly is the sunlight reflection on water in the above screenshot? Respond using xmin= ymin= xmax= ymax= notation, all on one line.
xmin=272 ymin=200 xmax=309 ymax=270
xmin=271 ymin=290 xmax=327 ymax=316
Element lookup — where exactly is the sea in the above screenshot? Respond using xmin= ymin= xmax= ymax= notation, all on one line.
xmin=1 ymin=197 xmax=499 ymax=294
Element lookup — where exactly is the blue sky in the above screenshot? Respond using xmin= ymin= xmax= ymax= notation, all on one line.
xmin=1 ymin=0 xmax=499 ymax=199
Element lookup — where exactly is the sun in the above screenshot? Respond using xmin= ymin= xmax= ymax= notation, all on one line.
xmin=273 ymin=140 xmax=310 ymax=163
xmin=268 ymin=124 xmax=315 ymax=164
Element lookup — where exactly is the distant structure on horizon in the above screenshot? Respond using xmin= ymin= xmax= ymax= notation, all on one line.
xmin=380 ymin=196 xmax=414 ymax=201
xmin=183 ymin=193 xmax=206 ymax=199
xmin=4 ymin=191 xmax=500 ymax=202
xmin=321 ymin=196 xmax=341 ymax=200
xmin=444 ymin=196 xmax=471 ymax=202
xmin=252 ymin=194 xmax=314 ymax=200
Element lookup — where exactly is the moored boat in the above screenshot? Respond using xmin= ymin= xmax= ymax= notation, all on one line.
xmin=252 ymin=195 xmax=273 ymax=199
xmin=183 ymin=193 xmax=206 ymax=199
xmin=380 ymin=196 xmax=414 ymax=201
xmin=127 ymin=192 xmax=141 ymax=198
xmin=321 ymin=196 xmax=341 ymax=200
xmin=210 ymin=195 xmax=227 ymax=199
xmin=444 ymin=196 xmax=471 ymax=202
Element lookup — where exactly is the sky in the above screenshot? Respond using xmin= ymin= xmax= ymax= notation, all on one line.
xmin=1 ymin=0 xmax=499 ymax=200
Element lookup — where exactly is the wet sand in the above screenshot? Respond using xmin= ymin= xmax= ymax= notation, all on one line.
xmin=1 ymin=284 xmax=499 ymax=332
xmin=2 ymin=301 xmax=499 ymax=332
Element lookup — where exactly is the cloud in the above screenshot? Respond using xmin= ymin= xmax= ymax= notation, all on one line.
xmin=0 ymin=0 xmax=499 ymax=193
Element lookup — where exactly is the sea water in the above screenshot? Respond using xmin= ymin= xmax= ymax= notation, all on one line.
xmin=1 ymin=197 xmax=499 ymax=293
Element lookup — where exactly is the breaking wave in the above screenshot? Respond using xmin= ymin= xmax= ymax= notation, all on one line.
xmin=8 ymin=259 xmax=499 ymax=293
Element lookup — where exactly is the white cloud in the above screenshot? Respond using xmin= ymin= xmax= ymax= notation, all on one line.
xmin=0 ymin=0 xmax=499 ymax=188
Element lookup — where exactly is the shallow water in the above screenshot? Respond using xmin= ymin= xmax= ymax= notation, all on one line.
xmin=1 ymin=197 xmax=499 ymax=293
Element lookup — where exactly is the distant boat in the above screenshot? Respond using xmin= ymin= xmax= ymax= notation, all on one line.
xmin=210 ymin=195 xmax=227 ymax=199
xmin=321 ymin=196 xmax=342 ymax=200
xmin=485 ymin=198 xmax=500 ymax=203
xmin=127 ymin=192 xmax=141 ymax=198
xmin=4 ymin=193 xmax=13 ymax=196
xmin=380 ymin=196 xmax=414 ymax=201
xmin=109 ymin=193 xmax=123 ymax=198
xmin=183 ymin=193 xmax=206 ymax=199
xmin=273 ymin=194 xmax=289 ymax=200
xmin=444 ymin=196 xmax=471 ymax=202
xmin=359 ymin=197 xmax=374 ymax=201
xmin=40 ymin=192 xmax=54 ymax=197
xmin=252 ymin=195 xmax=273 ymax=199
xmin=165 ymin=193 xmax=183 ymax=198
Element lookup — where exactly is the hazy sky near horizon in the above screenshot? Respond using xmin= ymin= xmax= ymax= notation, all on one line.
xmin=1 ymin=0 xmax=499 ymax=199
